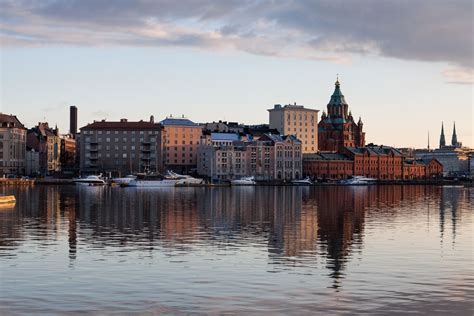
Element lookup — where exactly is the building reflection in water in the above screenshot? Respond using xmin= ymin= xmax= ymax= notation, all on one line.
xmin=0 ymin=185 xmax=471 ymax=288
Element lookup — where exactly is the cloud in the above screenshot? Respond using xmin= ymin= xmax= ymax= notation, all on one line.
xmin=1 ymin=0 xmax=473 ymax=83
xmin=442 ymin=68 xmax=474 ymax=85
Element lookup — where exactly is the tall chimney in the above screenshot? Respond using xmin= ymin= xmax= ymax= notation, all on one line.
xmin=70 ymin=105 xmax=78 ymax=138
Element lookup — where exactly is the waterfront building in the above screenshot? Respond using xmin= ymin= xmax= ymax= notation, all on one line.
xmin=26 ymin=149 xmax=40 ymax=176
xmin=304 ymin=145 xmax=443 ymax=181
xmin=268 ymin=103 xmax=319 ymax=153
xmin=26 ymin=122 xmax=61 ymax=175
xmin=415 ymin=147 xmax=471 ymax=177
xmin=79 ymin=117 xmax=161 ymax=176
xmin=318 ymin=79 xmax=365 ymax=152
xmin=60 ymin=134 xmax=76 ymax=174
xmin=198 ymin=133 xmax=302 ymax=181
xmin=160 ymin=116 xmax=203 ymax=173
xmin=0 ymin=113 xmax=27 ymax=176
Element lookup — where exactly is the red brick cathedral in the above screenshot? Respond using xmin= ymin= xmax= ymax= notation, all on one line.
xmin=318 ymin=79 xmax=365 ymax=152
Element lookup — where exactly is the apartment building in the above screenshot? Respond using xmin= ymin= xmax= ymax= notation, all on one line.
xmin=198 ymin=133 xmax=302 ymax=181
xmin=79 ymin=117 xmax=161 ymax=175
xmin=26 ymin=122 xmax=61 ymax=175
xmin=268 ymin=103 xmax=319 ymax=153
xmin=160 ymin=116 xmax=203 ymax=173
xmin=0 ymin=113 xmax=27 ymax=176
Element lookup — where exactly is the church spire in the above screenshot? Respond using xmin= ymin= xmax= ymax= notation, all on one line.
xmin=451 ymin=122 xmax=458 ymax=146
xmin=439 ymin=122 xmax=446 ymax=148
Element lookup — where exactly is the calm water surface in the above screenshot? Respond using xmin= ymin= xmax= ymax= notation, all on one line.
xmin=0 ymin=185 xmax=472 ymax=315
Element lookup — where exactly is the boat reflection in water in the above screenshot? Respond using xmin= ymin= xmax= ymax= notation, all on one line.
xmin=0 ymin=185 xmax=472 ymax=315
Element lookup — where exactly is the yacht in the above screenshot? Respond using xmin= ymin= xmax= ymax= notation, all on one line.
xmin=128 ymin=173 xmax=179 ymax=187
xmin=167 ymin=171 xmax=204 ymax=185
xmin=291 ymin=177 xmax=313 ymax=185
xmin=340 ymin=176 xmax=377 ymax=185
xmin=112 ymin=175 xmax=137 ymax=185
xmin=73 ymin=175 xmax=106 ymax=186
xmin=231 ymin=176 xmax=257 ymax=186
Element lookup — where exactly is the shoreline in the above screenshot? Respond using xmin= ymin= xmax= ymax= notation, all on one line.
xmin=1 ymin=178 xmax=472 ymax=187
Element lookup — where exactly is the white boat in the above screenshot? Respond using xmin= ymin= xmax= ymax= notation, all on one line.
xmin=73 ymin=175 xmax=106 ymax=186
xmin=231 ymin=176 xmax=256 ymax=186
xmin=291 ymin=177 xmax=313 ymax=185
xmin=128 ymin=174 xmax=179 ymax=187
xmin=340 ymin=176 xmax=377 ymax=185
xmin=112 ymin=175 xmax=137 ymax=185
xmin=167 ymin=171 xmax=204 ymax=185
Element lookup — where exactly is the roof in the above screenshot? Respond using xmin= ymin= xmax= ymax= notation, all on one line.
xmin=303 ymin=152 xmax=351 ymax=161
xmin=211 ymin=133 xmax=240 ymax=141
xmin=160 ymin=117 xmax=199 ymax=127
xmin=268 ymin=104 xmax=319 ymax=112
xmin=261 ymin=133 xmax=302 ymax=144
xmin=0 ymin=113 xmax=25 ymax=129
xmin=328 ymin=80 xmax=348 ymax=106
xmin=81 ymin=120 xmax=160 ymax=130
xmin=345 ymin=145 xmax=403 ymax=156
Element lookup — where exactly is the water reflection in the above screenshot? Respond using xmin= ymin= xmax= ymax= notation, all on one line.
xmin=2 ymin=186 xmax=471 ymax=278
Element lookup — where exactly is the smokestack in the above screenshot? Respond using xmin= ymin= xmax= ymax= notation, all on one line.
xmin=70 ymin=105 xmax=77 ymax=138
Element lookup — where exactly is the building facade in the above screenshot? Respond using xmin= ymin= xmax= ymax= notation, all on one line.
xmin=304 ymin=145 xmax=443 ymax=181
xmin=198 ymin=133 xmax=302 ymax=181
xmin=268 ymin=103 xmax=319 ymax=153
xmin=79 ymin=118 xmax=161 ymax=176
xmin=0 ymin=113 xmax=27 ymax=176
xmin=26 ymin=149 xmax=40 ymax=176
xmin=160 ymin=117 xmax=203 ymax=173
xmin=26 ymin=122 xmax=61 ymax=175
xmin=318 ymin=80 xmax=365 ymax=152
xmin=60 ymin=134 xmax=76 ymax=174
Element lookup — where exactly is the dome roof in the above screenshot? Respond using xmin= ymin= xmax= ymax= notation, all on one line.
xmin=328 ymin=79 xmax=348 ymax=106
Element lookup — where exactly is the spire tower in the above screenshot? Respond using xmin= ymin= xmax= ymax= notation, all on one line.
xmin=451 ymin=122 xmax=458 ymax=146
xmin=439 ymin=122 xmax=446 ymax=148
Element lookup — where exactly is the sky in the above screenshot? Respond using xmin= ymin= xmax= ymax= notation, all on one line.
xmin=0 ymin=0 xmax=472 ymax=148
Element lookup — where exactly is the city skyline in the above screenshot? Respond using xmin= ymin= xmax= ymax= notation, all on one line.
xmin=1 ymin=0 xmax=473 ymax=148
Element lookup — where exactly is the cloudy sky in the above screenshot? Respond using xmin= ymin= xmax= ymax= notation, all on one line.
xmin=1 ymin=0 xmax=472 ymax=147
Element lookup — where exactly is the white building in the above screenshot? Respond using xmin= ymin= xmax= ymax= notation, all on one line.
xmin=0 ymin=113 xmax=27 ymax=176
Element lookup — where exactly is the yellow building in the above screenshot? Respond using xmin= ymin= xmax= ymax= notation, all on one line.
xmin=268 ymin=103 xmax=319 ymax=153
xmin=160 ymin=116 xmax=203 ymax=173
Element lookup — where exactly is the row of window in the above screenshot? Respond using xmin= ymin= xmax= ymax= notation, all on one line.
xmin=83 ymin=130 xmax=158 ymax=135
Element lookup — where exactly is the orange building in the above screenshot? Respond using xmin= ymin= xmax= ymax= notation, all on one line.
xmin=304 ymin=146 xmax=443 ymax=181
xmin=160 ymin=116 xmax=203 ymax=173
xmin=421 ymin=158 xmax=443 ymax=178
xmin=303 ymin=152 xmax=353 ymax=180
xmin=341 ymin=146 xmax=403 ymax=180
xmin=402 ymin=160 xmax=426 ymax=180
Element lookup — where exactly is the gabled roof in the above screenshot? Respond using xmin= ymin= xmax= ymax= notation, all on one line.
xmin=303 ymin=152 xmax=351 ymax=161
xmin=260 ymin=133 xmax=302 ymax=144
xmin=0 ymin=113 xmax=26 ymax=129
xmin=160 ymin=117 xmax=199 ymax=127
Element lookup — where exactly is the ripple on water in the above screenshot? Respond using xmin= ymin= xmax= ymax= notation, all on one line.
xmin=0 ymin=185 xmax=472 ymax=314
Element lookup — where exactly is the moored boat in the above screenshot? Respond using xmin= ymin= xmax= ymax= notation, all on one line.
xmin=291 ymin=177 xmax=313 ymax=185
xmin=340 ymin=176 xmax=377 ymax=185
xmin=73 ymin=175 xmax=106 ymax=186
xmin=231 ymin=176 xmax=256 ymax=186
xmin=112 ymin=175 xmax=137 ymax=186
xmin=128 ymin=173 xmax=179 ymax=187
xmin=0 ymin=195 xmax=16 ymax=204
